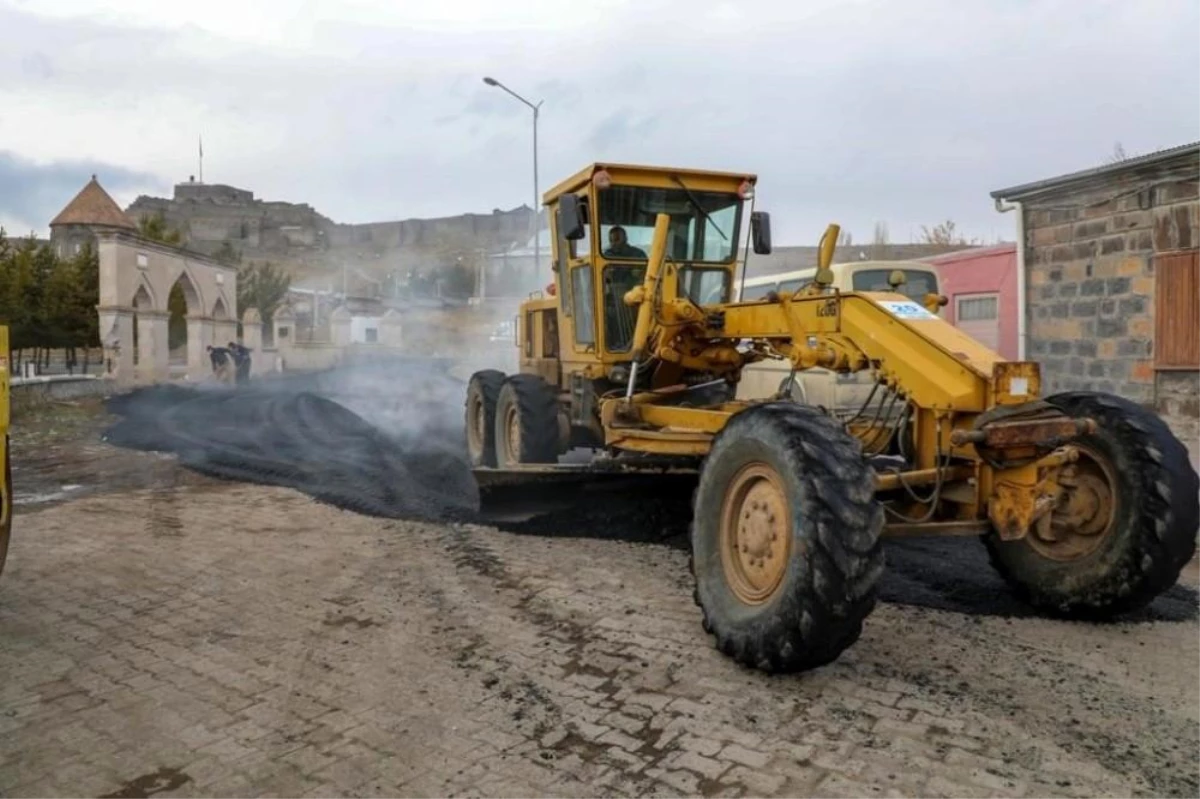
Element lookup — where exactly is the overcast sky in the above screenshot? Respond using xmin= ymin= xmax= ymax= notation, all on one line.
xmin=1 ymin=0 xmax=1197 ymax=245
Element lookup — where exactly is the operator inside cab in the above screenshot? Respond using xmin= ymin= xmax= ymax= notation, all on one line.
xmin=603 ymin=226 xmax=646 ymax=260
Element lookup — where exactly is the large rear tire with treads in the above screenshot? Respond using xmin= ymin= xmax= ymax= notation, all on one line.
xmin=494 ymin=375 xmax=560 ymax=466
xmin=465 ymin=370 xmax=506 ymax=467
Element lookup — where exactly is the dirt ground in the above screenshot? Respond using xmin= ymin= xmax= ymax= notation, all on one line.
xmin=1 ymin=396 xmax=1198 ymax=798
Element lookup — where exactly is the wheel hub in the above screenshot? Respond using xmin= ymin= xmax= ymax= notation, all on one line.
xmin=1030 ymin=446 xmax=1117 ymax=561
xmin=720 ymin=464 xmax=792 ymax=604
xmin=504 ymin=405 xmax=521 ymax=463
xmin=467 ymin=396 xmax=485 ymax=454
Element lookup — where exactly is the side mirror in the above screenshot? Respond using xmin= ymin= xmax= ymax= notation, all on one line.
xmin=557 ymin=194 xmax=586 ymax=241
xmin=750 ymin=211 xmax=772 ymax=254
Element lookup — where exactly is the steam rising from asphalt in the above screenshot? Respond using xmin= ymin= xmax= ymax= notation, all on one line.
xmin=104 ymin=355 xmax=485 ymax=523
xmin=101 ymin=350 xmax=700 ymax=536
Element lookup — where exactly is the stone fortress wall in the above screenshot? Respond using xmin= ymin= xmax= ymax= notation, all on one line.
xmin=125 ymin=179 xmax=539 ymax=275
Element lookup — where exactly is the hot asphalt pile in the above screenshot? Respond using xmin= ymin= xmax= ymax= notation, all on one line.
xmin=103 ymin=364 xmax=481 ymax=524
xmin=100 ymin=361 xmax=689 ymax=537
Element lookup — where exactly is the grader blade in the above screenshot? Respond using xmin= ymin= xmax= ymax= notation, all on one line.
xmin=472 ymin=462 xmax=699 ymax=524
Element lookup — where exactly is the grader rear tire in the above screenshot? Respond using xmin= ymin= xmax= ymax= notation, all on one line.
xmin=465 ymin=370 xmax=506 ymax=467
xmin=494 ymin=375 xmax=560 ymax=466
xmin=691 ymin=403 xmax=885 ymax=673
xmin=985 ymin=391 xmax=1200 ymax=618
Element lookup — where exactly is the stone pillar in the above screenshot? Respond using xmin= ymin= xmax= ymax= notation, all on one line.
xmin=380 ymin=309 xmax=403 ymax=348
xmin=97 ymin=307 xmax=135 ymax=384
xmin=186 ymin=315 xmax=213 ymax=381
xmin=273 ymin=306 xmax=295 ymax=350
xmin=215 ymin=320 xmax=239 ymax=351
xmin=331 ymin=306 xmax=352 ymax=348
xmin=136 ymin=310 xmax=170 ymax=384
xmin=241 ymin=308 xmax=262 ymax=352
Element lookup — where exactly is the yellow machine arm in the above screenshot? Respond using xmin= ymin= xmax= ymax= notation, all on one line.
xmin=620 ymin=217 xmax=1026 ymax=415
xmin=609 ymin=218 xmax=1089 ymax=539
xmin=625 ymin=214 xmax=671 ymax=364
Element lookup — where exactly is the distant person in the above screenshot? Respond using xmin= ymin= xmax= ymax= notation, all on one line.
xmin=228 ymin=341 xmax=251 ymax=384
xmin=603 ymin=226 xmax=647 ymax=259
xmin=207 ymin=345 xmax=235 ymax=384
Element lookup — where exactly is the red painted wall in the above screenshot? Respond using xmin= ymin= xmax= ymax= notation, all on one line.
xmin=922 ymin=244 xmax=1019 ymax=360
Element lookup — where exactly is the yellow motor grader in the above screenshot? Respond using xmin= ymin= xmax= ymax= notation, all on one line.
xmin=465 ymin=163 xmax=1199 ymax=674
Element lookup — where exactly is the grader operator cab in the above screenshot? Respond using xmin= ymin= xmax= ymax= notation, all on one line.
xmin=465 ymin=163 xmax=1199 ymax=674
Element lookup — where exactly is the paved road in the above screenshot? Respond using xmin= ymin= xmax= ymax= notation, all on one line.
xmin=1 ymin=445 xmax=1197 ymax=798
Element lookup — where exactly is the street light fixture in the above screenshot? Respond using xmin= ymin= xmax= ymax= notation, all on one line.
xmin=483 ymin=75 xmax=543 ymax=277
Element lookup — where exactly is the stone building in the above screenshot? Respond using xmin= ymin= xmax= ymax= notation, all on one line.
xmin=991 ymin=141 xmax=1199 ymax=458
xmin=49 ymin=175 xmax=137 ymax=257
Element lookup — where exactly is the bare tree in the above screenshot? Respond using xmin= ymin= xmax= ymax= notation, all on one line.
xmin=1107 ymin=141 xmax=1128 ymax=164
xmin=868 ymin=221 xmax=889 ymax=259
xmin=919 ymin=219 xmax=981 ymax=247
xmin=837 ymin=229 xmax=853 ymax=247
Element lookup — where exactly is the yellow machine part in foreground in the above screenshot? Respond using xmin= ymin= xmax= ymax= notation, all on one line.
xmin=0 ymin=325 xmax=11 ymax=578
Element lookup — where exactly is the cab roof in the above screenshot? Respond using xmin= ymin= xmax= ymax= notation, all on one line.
xmin=543 ymin=162 xmax=758 ymax=204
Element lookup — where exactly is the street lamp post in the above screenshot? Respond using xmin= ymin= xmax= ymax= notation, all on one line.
xmin=483 ymin=76 xmax=543 ymax=278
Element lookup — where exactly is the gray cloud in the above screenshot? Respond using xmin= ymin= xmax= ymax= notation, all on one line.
xmin=0 ymin=0 xmax=1196 ymax=246
xmin=0 ymin=151 xmax=167 ymax=236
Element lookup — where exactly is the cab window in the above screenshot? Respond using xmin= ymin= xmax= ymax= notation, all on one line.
xmin=852 ymin=269 xmax=938 ymax=301
xmin=571 ymin=265 xmax=596 ymax=346
xmin=596 ymin=185 xmax=742 ymax=263
xmin=603 ymin=265 xmax=644 ymax=352
xmin=679 ymin=267 xmax=730 ymax=305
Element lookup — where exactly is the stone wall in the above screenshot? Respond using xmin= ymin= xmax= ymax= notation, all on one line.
xmin=1023 ymin=150 xmax=1199 ymax=459
xmin=1157 ymin=370 xmax=1200 ymax=463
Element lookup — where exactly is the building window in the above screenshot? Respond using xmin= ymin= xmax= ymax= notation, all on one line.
xmin=1155 ymin=250 xmax=1199 ymax=369
xmin=957 ymin=294 xmax=999 ymax=321
xmin=278 ymin=327 xmax=290 ymax=340
xmin=364 ymin=327 xmax=377 ymax=343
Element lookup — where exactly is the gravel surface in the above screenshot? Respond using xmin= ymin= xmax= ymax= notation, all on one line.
xmin=3 ymin=370 xmax=1197 ymax=797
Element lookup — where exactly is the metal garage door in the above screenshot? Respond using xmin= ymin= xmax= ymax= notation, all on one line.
xmin=956 ymin=293 xmax=1000 ymax=351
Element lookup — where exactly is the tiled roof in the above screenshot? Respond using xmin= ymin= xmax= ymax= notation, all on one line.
xmin=49 ymin=175 xmax=137 ymax=230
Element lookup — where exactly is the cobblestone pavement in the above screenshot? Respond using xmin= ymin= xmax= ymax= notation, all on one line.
xmin=1 ymin=452 xmax=1198 ymax=798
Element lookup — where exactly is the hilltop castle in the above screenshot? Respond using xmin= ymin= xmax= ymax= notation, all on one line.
xmin=123 ymin=177 xmax=538 ymax=274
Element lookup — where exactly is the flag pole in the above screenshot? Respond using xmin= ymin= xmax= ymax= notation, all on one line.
xmin=199 ymin=135 xmax=204 ymax=183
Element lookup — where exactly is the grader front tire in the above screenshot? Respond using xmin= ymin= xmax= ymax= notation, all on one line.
xmin=691 ymin=403 xmax=885 ymax=673
xmin=985 ymin=391 xmax=1200 ymax=618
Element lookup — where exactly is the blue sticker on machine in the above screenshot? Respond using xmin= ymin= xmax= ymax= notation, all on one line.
xmin=878 ymin=300 xmax=937 ymax=320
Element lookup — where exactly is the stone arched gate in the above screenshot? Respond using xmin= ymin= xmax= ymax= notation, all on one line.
xmin=94 ymin=230 xmax=239 ymax=384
